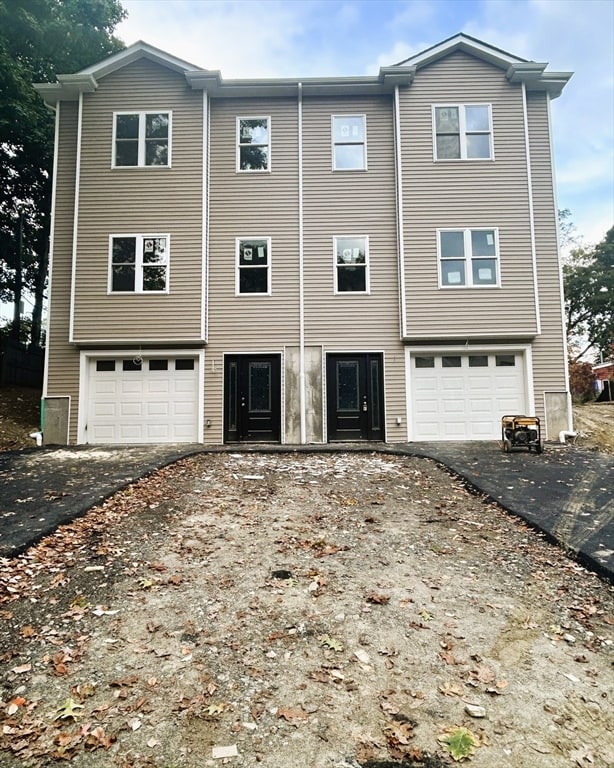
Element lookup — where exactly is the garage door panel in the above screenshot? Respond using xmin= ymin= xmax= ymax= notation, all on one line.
xmin=411 ymin=352 xmax=526 ymax=440
xmin=87 ymin=357 xmax=199 ymax=444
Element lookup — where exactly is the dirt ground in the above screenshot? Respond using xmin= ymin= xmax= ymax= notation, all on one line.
xmin=1 ymin=451 xmax=613 ymax=768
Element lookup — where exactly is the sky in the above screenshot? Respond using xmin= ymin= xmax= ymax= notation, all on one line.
xmin=115 ymin=0 xmax=614 ymax=251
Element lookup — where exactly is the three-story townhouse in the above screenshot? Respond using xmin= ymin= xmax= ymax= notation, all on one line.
xmin=34 ymin=33 xmax=572 ymax=446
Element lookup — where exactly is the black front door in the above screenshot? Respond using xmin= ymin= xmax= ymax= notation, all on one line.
xmin=224 ymin=355 xmax=281 ymax=442
xmin=326 ymin=353 xmax=385 ymax=441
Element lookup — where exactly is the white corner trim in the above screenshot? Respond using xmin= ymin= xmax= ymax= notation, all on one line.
xmin=394 ymin=86 xmax=407 ymax=339
xmin=522 ymin=83 xmax=541 ymax=336
xmin=69 ymin=92 xmax=83 ymax=343
xmin=43 ymin=102 xmax=61 ymax=398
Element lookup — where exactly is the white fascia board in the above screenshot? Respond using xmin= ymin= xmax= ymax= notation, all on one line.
xmin=398 ymin=33 xmax=527 ymax=70
xmin=77 ymin=40 xmax=200 ymax=78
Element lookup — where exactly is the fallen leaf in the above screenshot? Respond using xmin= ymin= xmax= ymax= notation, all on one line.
xmin=438 ymin=726 xmax=480 ymax=761
xmin=53 ymin=697 xmax=84 ymax=721
xmin=277 ymin=706 xmax=309 ymax=723
xmin=11 ymin=663 xmax=31 ymax=675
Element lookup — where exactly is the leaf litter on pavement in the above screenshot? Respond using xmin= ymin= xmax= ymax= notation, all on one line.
xmin=1 ymin=451 xmax=613 ymax=767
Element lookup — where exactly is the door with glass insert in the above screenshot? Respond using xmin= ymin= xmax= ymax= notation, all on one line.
xmin=224 ymin=355 xmax=281 ymax=442
xmin=326 ymin=353 xmax=384 ymax=441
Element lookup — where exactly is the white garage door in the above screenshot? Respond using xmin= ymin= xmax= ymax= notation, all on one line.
xmin=411 ymin=352 xmax=527 ymax=440
xmin=86 ymin=356 xmax=199 ymax=443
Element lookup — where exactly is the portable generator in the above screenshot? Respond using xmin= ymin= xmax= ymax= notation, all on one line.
xmin=501 ymin=415 xmax=542 ymax=453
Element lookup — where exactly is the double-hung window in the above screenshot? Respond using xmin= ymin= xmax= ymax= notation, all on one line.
xmin=334 ymin=236 xmax=369 ymax=293
xmin=236 ymin=238 xmax=271 ymax=294
xmin=113 ymin=112 xmax=171 ymax=167
xmin=332 ymin=115 xmax=366 ymax=170
xmin=433 ymin=104 xmax=492 ymax=160
xmin=237 ymin=117 xmax=270 ymax=171
xmin=109 ymin=235 xmax=169 ymax=293
xmin=438 ymin=229 xmax=499 ymax=288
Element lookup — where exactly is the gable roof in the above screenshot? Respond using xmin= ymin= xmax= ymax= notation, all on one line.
xmin=396 ymin=33 xmax=572 ymax=97
xmin=34 ymin=33 xmax=571 ymax=107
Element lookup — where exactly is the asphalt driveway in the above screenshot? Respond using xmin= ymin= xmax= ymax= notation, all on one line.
xmin=0 ymin=441 xmax=612 ymax=582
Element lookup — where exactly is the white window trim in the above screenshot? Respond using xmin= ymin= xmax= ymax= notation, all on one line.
xmin=437 ymin=228 xmax=500 ymax=289
xmin=108 ymin=233 xmax=170 ymax=294
xmin=333 ymin=235 xmax=370 ymax=294
xmin=235 ymin=237 xmax=272 ymax=296
xmin=112 ymin=110 xmax=172 ymax=169
xmin=432 ymin=104 xmax=493 ymax=161
xmin=331 ymin=114 xmax=368 ymax=171
xmin=236 ymin=116 xmax=271 ymax=173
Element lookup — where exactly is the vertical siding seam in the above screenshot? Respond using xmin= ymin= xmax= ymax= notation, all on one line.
xmin=298 ymin=83 xmax=306 ymax=444
xmin=394 ymin=86 xmax=407 ymax=339
xmin=205 ymin=88 xmax=209 ymax=342
xmin=43 ymin=102 xmax=61 ymax=398
xmin=522 ymin=82 xmax=541 ymax=336
xmin=69 ymin=92 xmax=83 ymax=343
xmin=547 ymin=93 xmax=573 ymax=431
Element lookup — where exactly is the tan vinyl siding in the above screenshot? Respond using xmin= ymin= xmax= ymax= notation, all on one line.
xmin=302 ymin=95 xmax=406 ymax=442
xmin=205 ymin=97 xmax=301 ymax=442
xmin=400 ymin=52 xmax=538 ymax=338
xmin=45 ymin=102 xmax=81 ymax=442
xmin=526 ymin=92 xmax=568 ymax=430
xmin=72 ymin=59 xmax=203 ymax=342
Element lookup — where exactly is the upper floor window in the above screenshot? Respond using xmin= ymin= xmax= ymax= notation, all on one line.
xmin=113 ymin=112 xmax=171 ymax=167
xmin=109 ymin=235 xmax=169 ymax=293
xmin=332 ymin=115 xmax=366 ymax=170
xmin=236 ymin=238 xmax=271 ymax=294
xmin=433 ymin=105 xmax=492 ymax=160
xmin=438 ymin=229 xmax=499 ymax=288
xmin=334 ymin=236 xmax=369 ymax=293
xmin=237 ymin=117 xmax=270 ymax=172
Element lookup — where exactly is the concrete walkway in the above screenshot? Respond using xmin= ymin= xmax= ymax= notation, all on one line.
xmin=0 ymin=441 xmax=612 ymax=583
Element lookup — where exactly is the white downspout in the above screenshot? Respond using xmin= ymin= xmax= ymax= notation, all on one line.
xmin=298 ymin=83 xmax=306 ymax=444
xmin=42 ymin=101 xmax=60 ymax=399
xmin=393 ymin=85 xmax=407 ymax=339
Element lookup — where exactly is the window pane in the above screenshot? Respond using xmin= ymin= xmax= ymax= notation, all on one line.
xmin=239 ymin=119 xmax=269 ymax=145
xmin=440 ymin=231 xmax=465 ymax=258
xmin=469 ymin=355 xmax=488 ymax=367
xmin=471 ymin=230 xmax=496 ymax=257
xmin=149 ymin=359 xmax=168 ymax=371
xmin=239 ymin=240 xmax=268 ymax=266
xmin=176 ymin=359 xmax=195 ymax=370
xmin=336 ymin=238 xmax=366 ymax=265
xmin=466 ymin=133 xmax=491 ymax=159
xmin=240 ymin=267 xmax=268 ymax=293
xmin=115 ymin=141 xmax=138 ymax=166
xmin=96 ymin=360 xmax=115 ymax=372
xmin=435 ymin=107 xmax=459 ymax=133
xmin=442 ymin=356 xmax=462 ymax=368
xmin=441 ymin=259 xmax=465 ymax=286
xmin=249 ymin=362 xmax=271 ymax=411
xmin=116 ymin=114 xmax=139 ymax=139
xmin=143 ymin=265 xmax=167 ymax=291
xmin=142 ymin=238 xmax=167 ymax=264
xmin=472 ymin=258 xmax=497 ymax=285
xmin=333 ymin=116 xmax=365 ymax=143
xmin=146 ymin=113 xmax=169 ymax=139
xmin=337 ymin=361 xmax=359 ymax=410
xmin=465 ymin=106 xmax=489 ymax=132
xmin=496 ymin=355 xmax=515 ymax=367
xmin=122 ymin=359 xmax=142 ymax=371
xmin=112 ymin=237 xmax=136 ymax=264
xmin=112 ymin=265 xmax=135 ymax=292
xmin=145 ymin=140 xmax=168 ymax=166
xmin=337 ymin=265 xmax=366 ymax=292
xmin=436 ymin=134 xmax=460 ymax=159
xmin=334 ymin=144 xmax=365 ymax=170
xmin=415 ymin=356 xmax=434 ymax=368
xmin=239 ymin=145 xmax=268 ymax=170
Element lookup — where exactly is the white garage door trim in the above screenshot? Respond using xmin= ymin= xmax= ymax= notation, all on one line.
xmin=406 ymin=344 xmax=534 ymax=441
xmin=78 ymin=349 xmax=204 ymax=444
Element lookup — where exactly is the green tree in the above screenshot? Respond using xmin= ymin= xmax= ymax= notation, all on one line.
xmin=563 ymin=226 xmax=614 ymax=362
xmin=0 ymin=0 xmax=126 ymax=348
